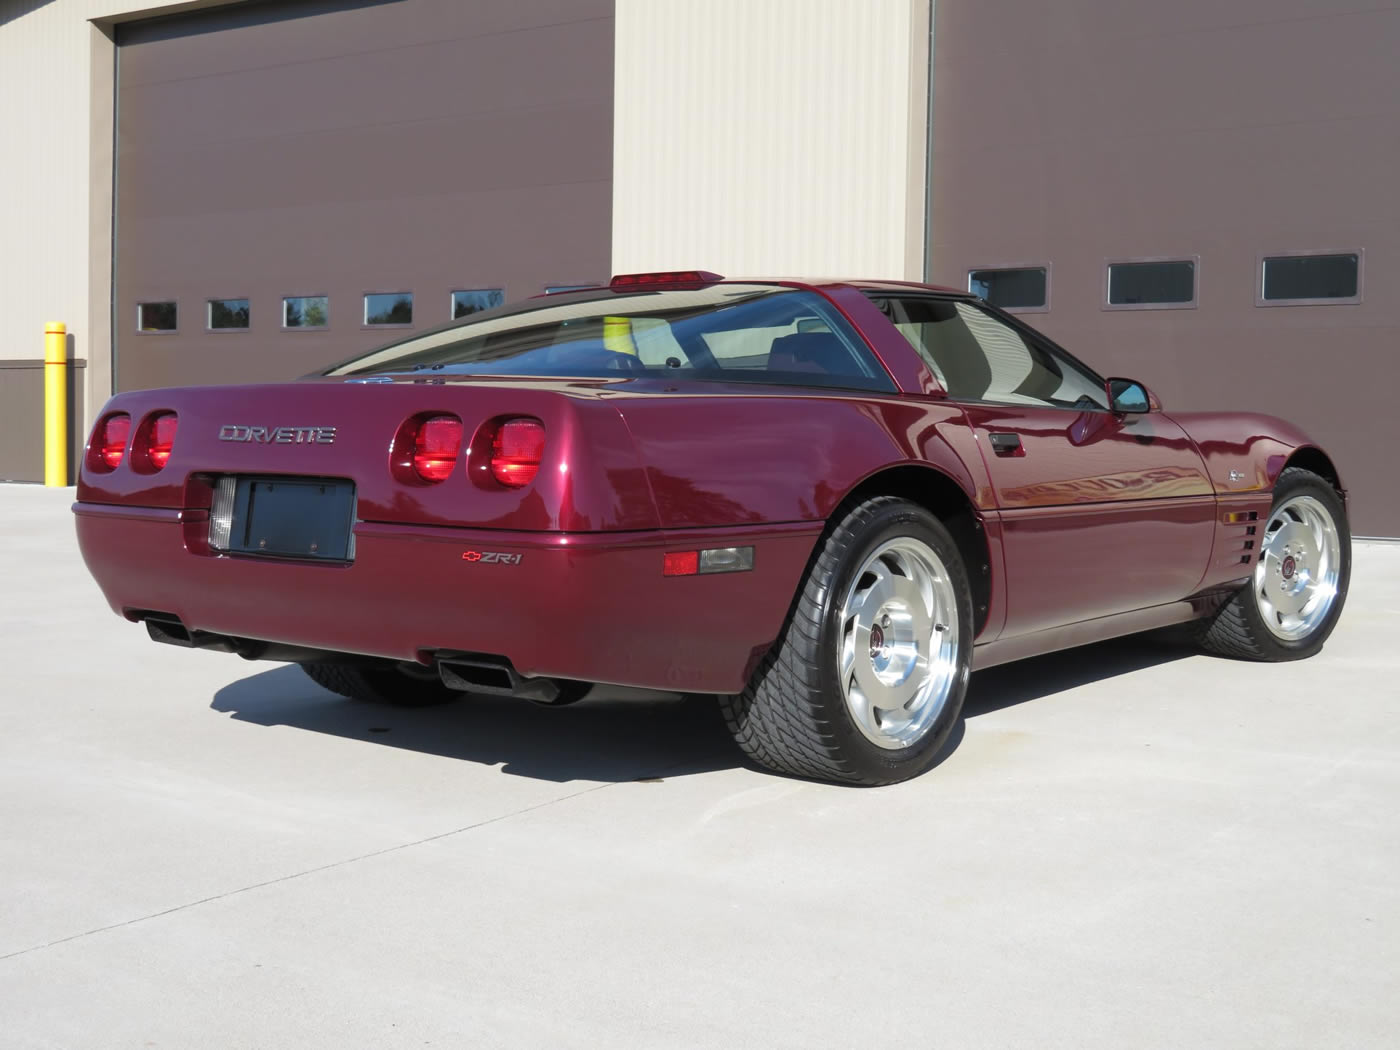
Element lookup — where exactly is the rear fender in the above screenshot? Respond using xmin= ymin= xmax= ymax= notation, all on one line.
xmin=616 ymin=393 xmax=985 ymax=526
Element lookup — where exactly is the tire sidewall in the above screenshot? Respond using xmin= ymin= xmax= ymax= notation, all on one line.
xmin=1242 ymin=471 xmax=1352 ymax=658
xmin=814 ymin=502 xmax=974 ymax=782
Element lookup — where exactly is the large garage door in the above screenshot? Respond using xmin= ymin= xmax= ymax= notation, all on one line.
xmin=114 ymin=0 xmax=613 ymax=392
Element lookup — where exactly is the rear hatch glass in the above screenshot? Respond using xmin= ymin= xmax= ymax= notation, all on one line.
xmin=324 ymin=285 xmax=895 ymax=393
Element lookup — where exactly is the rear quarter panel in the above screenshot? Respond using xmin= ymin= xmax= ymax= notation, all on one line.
xmin=612 ymin=389 xmax=992 ymax=527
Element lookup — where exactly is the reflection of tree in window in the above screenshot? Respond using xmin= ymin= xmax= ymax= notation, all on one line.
xmin=285 ymin=297 xmax=327 ymax=328
xmin=367 ymin=294 xmax=413 ymax=325
xmin=453 ymin=289 xmax=504 ymax=319
xmin=210 ymin=299 xmax=249 ymax=329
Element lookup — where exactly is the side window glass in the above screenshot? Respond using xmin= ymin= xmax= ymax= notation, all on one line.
xmin=875 ymin=297 xmax=1106 ymax=410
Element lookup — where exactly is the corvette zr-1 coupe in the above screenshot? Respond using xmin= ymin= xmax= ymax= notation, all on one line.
xmin=74 ymin=271 xmax=1351 ymax=785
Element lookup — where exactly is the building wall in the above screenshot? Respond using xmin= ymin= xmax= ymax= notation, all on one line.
xmin=0 ymin=0 xmax=225 ymax=480
xmin=928 ymin=0 xmax=1400 ymax=534
xmin=612 ymin=0 xmax=930 ymax=280
xmin=112 ymin=0 xmax=614 ymax=393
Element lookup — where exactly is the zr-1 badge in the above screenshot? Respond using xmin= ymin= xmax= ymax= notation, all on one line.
xmin=461 ymin=551 xmax=523 ymax=565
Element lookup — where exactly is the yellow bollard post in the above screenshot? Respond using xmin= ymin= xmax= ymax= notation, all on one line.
xmin=44 ymin=322 xmax=67 ymax=486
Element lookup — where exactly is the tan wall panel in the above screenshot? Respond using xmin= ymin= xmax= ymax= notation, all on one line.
xmin=612 ymin=0 xmax=929 ymax=280
xmin=0 ymin=0 xmax=229 ymax=456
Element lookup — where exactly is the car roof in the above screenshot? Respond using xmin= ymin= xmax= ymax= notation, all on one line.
xmin=696 ymin=277 xmax=970 ymax=296
xmin=829 ymin=278 xmax=971 ymax=297
xmin=575 ymin=274 xmax=973 ymax=298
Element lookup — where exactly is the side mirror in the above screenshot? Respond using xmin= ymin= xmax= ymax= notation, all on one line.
xmin=1107 ymin=377 xmax=1158 ymax=414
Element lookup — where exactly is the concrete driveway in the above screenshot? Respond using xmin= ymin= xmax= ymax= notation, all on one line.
xmin=2 ymin=483 xmax=1396 ymax=1049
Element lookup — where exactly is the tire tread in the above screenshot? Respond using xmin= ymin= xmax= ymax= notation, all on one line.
xmin=721 ymin=496 xmax=936 ymax=786
xmin=1195 ymin=467 xmax=1349 ymax=661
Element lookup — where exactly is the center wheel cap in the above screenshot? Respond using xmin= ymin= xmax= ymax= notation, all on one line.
xmin=868 ymin=623 xmax=885 ymax=658
xmin=1281 ymin=555 xmax=1296 ymax=579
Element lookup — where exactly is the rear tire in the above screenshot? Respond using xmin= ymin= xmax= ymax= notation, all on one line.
xmin=300 ymin=660 xmax=458 ymax=707
xmin=1195 ymin=467 xmax=1350 ymax=661
xmin=721 ymin=497 xmax=973 ymax=786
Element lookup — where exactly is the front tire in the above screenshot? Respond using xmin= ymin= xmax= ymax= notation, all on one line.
xmin=721 ymin=497 xmax=973 ymax=785
xmin=1196 ymin=467 xmax=1350 ymax=661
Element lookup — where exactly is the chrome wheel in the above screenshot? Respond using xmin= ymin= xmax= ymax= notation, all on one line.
xmin=838 ymin=537 xmax=961 ymax=750
xmin=1254 ymin=494 xmax=1343 ymax=641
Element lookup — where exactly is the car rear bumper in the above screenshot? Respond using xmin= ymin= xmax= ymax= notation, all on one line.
xmin=73 ymin=502 xmax=820 ymax=694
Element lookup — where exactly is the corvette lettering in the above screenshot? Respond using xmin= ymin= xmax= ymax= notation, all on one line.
xmin=219 ymin=425 xmax=336 ymax=445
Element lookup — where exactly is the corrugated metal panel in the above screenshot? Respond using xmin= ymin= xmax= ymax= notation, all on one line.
xmin=612 ymin=0 xmax=928 ymax=280
xmin=928 ymin=0 xmax=1400 ymax=533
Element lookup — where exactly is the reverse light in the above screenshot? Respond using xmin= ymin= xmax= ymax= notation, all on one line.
xmin=144 ymin=412 xmax=178 ymax=471
xmin=209 ymin=476 xmax=236 ymax=551
xmin=609 ymin=270 xmax=724 ymax=291
xmin=411 ymin=415 xmax=463 ymax=483
xmin=490 ymin=418 xmax=546 ymax=488
xmin=95 ymin=413 xmax=132 ymax=471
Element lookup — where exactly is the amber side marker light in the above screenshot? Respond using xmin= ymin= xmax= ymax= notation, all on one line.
xmin=663 ymin=546 xmax=755 ymax=576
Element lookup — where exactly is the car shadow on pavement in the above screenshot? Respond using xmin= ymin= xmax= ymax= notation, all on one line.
xmin=212 ymin=630 xmax=1197 ymax=785
xmin=212 ymin=665 xmax=742 ymax=784
xmin=963 ymin=627 xmax=1196 ymax=718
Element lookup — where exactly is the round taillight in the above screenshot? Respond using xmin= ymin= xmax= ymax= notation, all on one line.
xmin=491 ymin=418 xmax=546 ymax=488
xmin=145 ymin=412 xmax=178 ymax=471
xmin=412 ymin=415 xmax=463 ymax=483
xmin=95 ymin=413 xmax=131 ymax=471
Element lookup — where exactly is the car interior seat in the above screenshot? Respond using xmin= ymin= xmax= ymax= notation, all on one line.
xmin=767 ymin=332 xmax=863 ymax=376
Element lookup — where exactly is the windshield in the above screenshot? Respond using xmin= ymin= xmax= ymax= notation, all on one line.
xmin=324 ymin=284 xmax=895 ymax=393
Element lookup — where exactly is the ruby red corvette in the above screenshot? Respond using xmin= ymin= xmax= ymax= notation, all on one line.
xmin=74 ymin=272 xmax=1351 ymax=784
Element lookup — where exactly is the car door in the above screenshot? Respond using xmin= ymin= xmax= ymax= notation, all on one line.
xmin=873 ymin=295 xmax=1215 ymax=638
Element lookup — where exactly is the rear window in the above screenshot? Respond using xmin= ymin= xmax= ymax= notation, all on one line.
xmin=324 ymin=284 xmax=895 ymax=392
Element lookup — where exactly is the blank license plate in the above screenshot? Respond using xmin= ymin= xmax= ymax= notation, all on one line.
xmin=225 ymin=477 xmax=356 ymax=561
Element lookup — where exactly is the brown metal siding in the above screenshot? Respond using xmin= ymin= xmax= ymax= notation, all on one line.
xmin=0 ymin=360 xmax=88 ymax=483
xmin=114 ymin=0 xmax=613 ymax=393
xmin=929 ymin=1 xmax=1400 ymax=535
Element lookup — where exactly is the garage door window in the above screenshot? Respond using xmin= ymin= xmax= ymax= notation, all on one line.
xmin=137 ymin=301 xmax=177 ymax=333
xmin=283 ymin=296 xmax=328 ymax=329
xmin=452 ymin=289 xmax=505 ymax=319
xmin=967 ymin=267 xmax=1048 ymax=312
xmin=208 ymin=298 xmax=250 ymax=330
xmin=1105 ymin=259 xmax=1197 ymax=309
xmin=1259 ymin=252 xmax=1362 ymax=305
xmin=365 ymin=293 xmax=413 ymax=327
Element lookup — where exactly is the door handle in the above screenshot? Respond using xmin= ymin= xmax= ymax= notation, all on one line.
xmin=988 ymin=432 xmax=1023 ymax=456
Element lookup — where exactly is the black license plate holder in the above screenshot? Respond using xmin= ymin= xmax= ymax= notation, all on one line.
xmin=227 ymin=477 xmax=356 ymax=561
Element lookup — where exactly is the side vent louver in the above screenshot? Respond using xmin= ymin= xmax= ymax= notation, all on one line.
xmin=1217 ymin=509 xmax=1260 ymax=569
